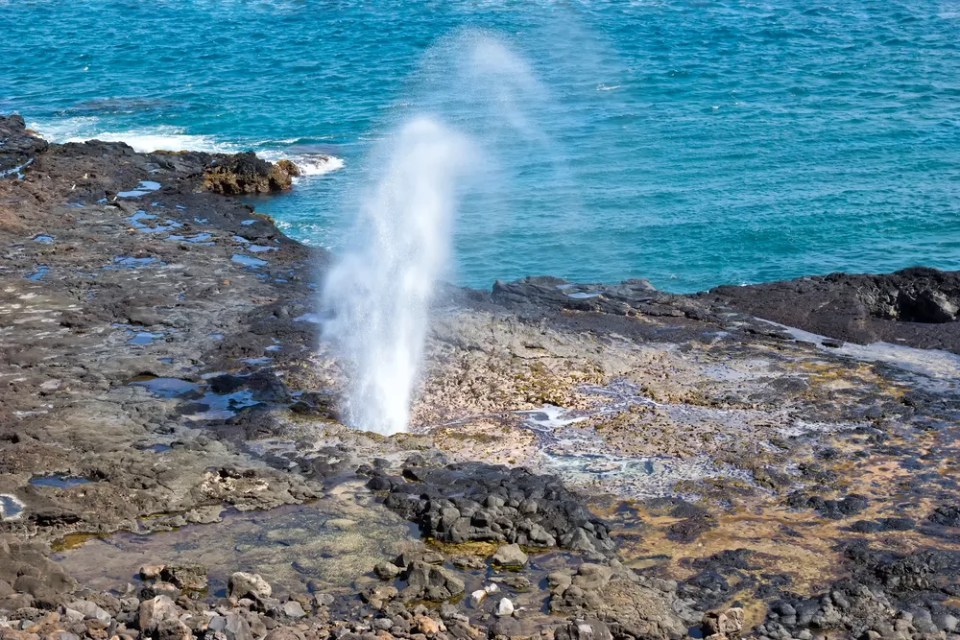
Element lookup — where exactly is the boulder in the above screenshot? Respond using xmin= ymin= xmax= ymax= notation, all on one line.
xmin=469 ymin=590 xmax=487 ymax=607
xmin=0 ymin=114 xmax=49 ymax=176
xmin=401 ymin=561 xmax=465 ymax=601
xmin=313 ymin=593 xmax=334 ymax=608
xmin=65 ymin=600 xmax=112 ymax=624
xmin=139 ymin=565 xmax=165 ymax=580
xmin=374 ymin=561 xmax=401 ymax=580
xmin=547 ymin=571 xmax=573 ymax=595
xmin=491 ymin=544 xmax=528 ymax=568
xmin=281 ymin=600 xmax=305 ymax=619
xmin=265 ymin=629 xmax=307 ymax=640
xmin=571 ymin=564 xmax=613 ymax=591
xmin=228 ymin=572 xmax=272 ymax=600
xmin=361 ymin=584 xmax=398 ymax=610
xmin=703 ymin=607 xmax=745 ymax=640
xmin=160 ymin=564 xmax=207 ymax=592
xmin=0 ymin=539 xmax=76 ymax=598
xmin=138 ymin=595 xmax=179 ymax=634
xmin=555 ymin=619 xmax=614 ymax=640
xmin=415 ymin=615 xmax=441 ymax=635
xmin=202 ymin=152 xmax=299 ymax=195
xmin=156 ymin=618 xmax=193 ymax=640
xmin=224 ymin=612 xmax=255 ymax=640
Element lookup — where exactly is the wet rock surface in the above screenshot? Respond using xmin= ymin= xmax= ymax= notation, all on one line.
xmin=2 ymin=115 xmax=960 ymax=640
xmin=704 ymin=267 xmax=960 ymax=352
xmin=0 ymin=115 xmax=47 ymax=178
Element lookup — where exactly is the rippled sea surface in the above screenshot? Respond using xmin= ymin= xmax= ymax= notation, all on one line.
xmin=2 ymin=1 xmax=959 ymax=292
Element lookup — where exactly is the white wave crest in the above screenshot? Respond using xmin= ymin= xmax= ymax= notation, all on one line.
xmin=78 ymin=130 xmax=237 ymax=153
xmin=30 ymin=118 xmax=237 ymax=153
xmin=257 ymin=148 xmax=345 ymax=177
xmin=29 ymin=117 xmax=344 ymax=175
xmin=292 ymin=155 xmax=345 ymax=176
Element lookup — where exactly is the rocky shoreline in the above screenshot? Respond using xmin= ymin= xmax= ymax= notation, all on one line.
xmin=2 ymin=113 xmax=960 ymax=640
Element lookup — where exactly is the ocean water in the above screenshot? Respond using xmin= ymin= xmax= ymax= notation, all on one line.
xmin=2 ymin=0 xmax=959 ymax=293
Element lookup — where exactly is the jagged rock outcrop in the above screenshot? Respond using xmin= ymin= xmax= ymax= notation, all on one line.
xmin=704 ymin=267 xmax=960 ymax=352
xmin=0 ymin=114 xmax=48 ymax=176
xmin=202 ymin=151 xmax=299 ymax=194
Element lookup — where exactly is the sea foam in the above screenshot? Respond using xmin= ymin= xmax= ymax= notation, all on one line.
xmin=30 ymin=118 xmax=344 ymax=176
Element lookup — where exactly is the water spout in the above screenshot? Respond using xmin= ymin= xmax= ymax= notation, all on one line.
xmin=321 ymin=118 xmax=474 ymax=434
xmin=321 ymin=31 xmax=564 ymax=435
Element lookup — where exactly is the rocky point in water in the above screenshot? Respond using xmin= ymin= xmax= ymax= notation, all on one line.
xmin=2 ymin=113 xmax=960 ymax=640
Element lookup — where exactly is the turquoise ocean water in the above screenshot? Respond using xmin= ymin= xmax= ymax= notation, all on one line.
xmin=2 ymin=1 xmax=959 ymax=292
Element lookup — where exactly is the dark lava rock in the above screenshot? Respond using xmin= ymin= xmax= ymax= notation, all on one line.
xmin=207 ymin=371 xmax=290 ymax=404
xmin=703 ymin=267 xmax=960 ymax=353
xmin=493 ymin=277 xmax=655 ymax=313
xmin=159 ymin=565 xmax=208 ymax=592
xmin=849 ymin=517 xmax=915 ymax=533
xmin=691 ymin=549 xmax=758 ymax=573
xmin=665 ymin=515 xmax=715 ymax=543
xmin=786 ymin=492 xmax=868 ymax=519
xmin=0 ymin=114 xmax=48 ymax=175
xmin=202 ymin=152 xmax=299 ymax=195
xmin=400 ymin=561 xmax=465 ymax=602
xmin=372 ymin=461 xmax=614 ymax=554
xmin=844 ymin=541 xmax=960 ymax=595
xmin=929 ymin=505 xmax=960 ymax=527
xmin=755 ymin=542 xmax=960 ymax=639
xmin=680 ymin=549 xmax=759 ymax=610
xmin=643 ymin=496 xmax=709 ymax=520
xmin=490 ymin=276 xmax=721 ymax=322
xmin=289 ymin=391 xmax=337 ymax=419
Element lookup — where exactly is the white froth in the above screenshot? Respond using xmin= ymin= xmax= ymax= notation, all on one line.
xmin=766 ymin=320 xmax=960 ymax=381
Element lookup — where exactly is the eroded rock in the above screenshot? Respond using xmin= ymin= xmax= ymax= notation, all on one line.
xmin=202 ymin=152 xmax=299 ymax=195
xmin=228 ymin=572 xmax=272 ymax=601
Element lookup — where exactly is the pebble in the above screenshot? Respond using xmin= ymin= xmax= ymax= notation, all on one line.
xmin=415 ymin=615 xmax=440 ymax=635
xmin=313 ymin=593 xmax=335 ymax=608
xmin=139 ymin=564 xmax=165 ymax=579
xmin=495 ymin=598 xmax=514 ymax=617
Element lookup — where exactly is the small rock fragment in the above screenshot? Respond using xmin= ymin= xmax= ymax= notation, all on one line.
xmin=139 ymin=565 xmax=165 ymax=580
xmin=495 ymin=598 xmax=514 ymax=617
xmin=281 ymin=600 xmax=306 ymax=619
